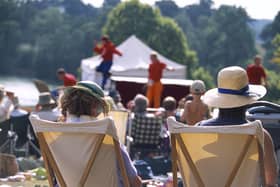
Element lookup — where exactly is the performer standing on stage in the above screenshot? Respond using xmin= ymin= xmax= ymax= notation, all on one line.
xmin=93 ymin=35 xmax=122 ymax=89
xmin=146 ymin=52 xmax=174 ymax=108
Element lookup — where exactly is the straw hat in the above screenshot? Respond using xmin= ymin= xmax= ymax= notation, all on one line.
xmin=38 ymin=92 xmax=56 ymax=106
xmin=203 ymin=66 xmax=266 ymax=108
xmin=191 ymin=80 xmax=206 ymax=94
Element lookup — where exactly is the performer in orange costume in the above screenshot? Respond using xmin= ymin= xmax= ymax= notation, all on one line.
xmin=146 ymin=52 xmax=174 ymax=108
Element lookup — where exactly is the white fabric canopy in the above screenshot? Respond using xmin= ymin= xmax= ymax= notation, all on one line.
xmin=81 ymin=35 xmax=186 ymax=81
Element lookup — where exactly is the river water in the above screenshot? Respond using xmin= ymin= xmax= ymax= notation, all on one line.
xmin=0 ymin=77 xmax=57 ymax=106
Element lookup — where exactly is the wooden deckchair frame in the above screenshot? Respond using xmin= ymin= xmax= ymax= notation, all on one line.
xmin=109 ymin=110 xmax=129 ymax=145
xmin=37 ymin=132 xmax=130 ymax=187
xmin=171 ymin=133 xmax=266 ymax=187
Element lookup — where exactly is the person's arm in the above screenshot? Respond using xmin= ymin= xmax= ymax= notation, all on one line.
xmin=204 ymin=104 xmax=211 ymax=119
xmin=113 ymin=47 xmax=122 ymax=56
xmin=120 ymin=145 xmax=142 ymax=187
xmin=93 ymin=44 xmax=103 ymax=54
xmin=0 ymin=95 xmax=13 ymax=120
xmin=180 ymin=102 xmax=189 ymax=123
xmin=263 ymin=129 xmax=278 ymax=186
xmin=261 ymin=67 xmax=267 ymax=86
xmin=166 ymin=66 xmax=175 ymax=71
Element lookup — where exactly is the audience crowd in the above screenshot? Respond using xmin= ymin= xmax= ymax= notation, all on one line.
xmin=0 ymin=64 xmax=278 ymax=187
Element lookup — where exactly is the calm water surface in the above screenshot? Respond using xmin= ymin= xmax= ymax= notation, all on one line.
xmin=0 ymin=77 xmax=57 ymax=106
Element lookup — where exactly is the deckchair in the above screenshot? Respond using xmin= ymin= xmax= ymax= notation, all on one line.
xmin=29 ymin=115 xmax=130 ymax=187
xmin=109 ymin=110 xmax=129 ymax=145
xmin=167 ymin=117 xmax=265 ymax=187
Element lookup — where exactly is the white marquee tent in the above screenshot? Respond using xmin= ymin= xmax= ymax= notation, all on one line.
xmin=81 ymin=35 xmax=186 ymax=81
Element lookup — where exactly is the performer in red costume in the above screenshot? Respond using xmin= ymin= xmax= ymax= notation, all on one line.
xmin=94 ymin=35 xmax=122 ymax=89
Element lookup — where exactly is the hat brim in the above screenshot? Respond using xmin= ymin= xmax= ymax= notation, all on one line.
xmin=38 ymin=99 xmax=56 ymax=106
xmin=203 ymin=84 xmax=266 ymax=108
xmin=65 ymin=85 xmax=109 ymax=113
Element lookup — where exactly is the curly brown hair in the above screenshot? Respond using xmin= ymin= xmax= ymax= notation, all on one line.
xmin=61 ymin=89 xmax=108 ymax=118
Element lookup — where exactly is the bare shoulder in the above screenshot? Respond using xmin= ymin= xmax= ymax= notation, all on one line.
xmin=263 ymin=129 xmax=274 ymax=144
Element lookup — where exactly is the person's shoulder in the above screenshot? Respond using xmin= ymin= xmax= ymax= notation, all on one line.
xmin=246 ymin=63 xmax=254 ymax=69
xmin=66 ymin=73 xmax=76 ymax=79
xmin=160 ymin=61 xmax=166 ymax=66
xmin=108 ymin=42 xmax=116 ymax=48
xmin=184 ymin=100 xmax=192 ymax=108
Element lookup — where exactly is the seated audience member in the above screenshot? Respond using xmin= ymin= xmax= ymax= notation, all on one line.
xmin=56 ymin=68 xmax=77 ymax=87
xmin=10 ymin=96 xmax=28 ymax=117
xmin=160 ymin=96 xmax=177 ymax=155
xmin=181 ymin=80 xmax=209 ymax=125
xmin=200 ymin=66 xmax=278 ymax=187
xmin=109 ymin=90 xmax=125 ymax=110
xmin=61 ymin=81 xmax=141 ymax=187
xmin=32 ymin=92 xmax=61 ymax=122
xmin=0 ymin=86 xmax=14 ymax=122
xmin=105 ymin=95 xmax=118 ymax=111
xmin=133 ymin=94 xmax=148 ymax=115
xmin=126 ymin=100 xmax=135 ymax=112
xmin=162 ymin=96 xmax=177 ymax=118
xmin=131 ymin=94 xmax=162 ymax=158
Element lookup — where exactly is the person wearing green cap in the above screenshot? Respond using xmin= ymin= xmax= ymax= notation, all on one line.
xmin=61 ymin=81 xmax=141 ymax=187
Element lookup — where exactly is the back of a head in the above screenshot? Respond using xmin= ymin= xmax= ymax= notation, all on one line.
xmin=191 ymin=80 xmax=206 ymax=95
xmin=254 ymin=55 xmax=262 ymax=66
xmin=38 ymin=92 xmax=56 ymax=107
xmin=134 ymin=94 xmax=148 ymax=113
xmin=57 ymin=68 xmax=66 ymax=75
xmin=62 ymin=81 xmax=108 ymax=117
xmin=162 ymin=96 xmax=177 ymax=112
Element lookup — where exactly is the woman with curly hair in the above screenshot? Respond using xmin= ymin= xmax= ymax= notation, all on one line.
xmin=61 ymin=81 xmax=141 ymax=187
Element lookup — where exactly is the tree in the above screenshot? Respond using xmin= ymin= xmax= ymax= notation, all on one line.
xmin=103 ymin=0 xmax=197 ymax=77
xmin=103 ymin=0 xmax=120 ymax=8
xmin=203 ymin=5 xmax=255 ymax=74
xmin=265 ymin=70 xmax=280 ymax=103
xmin=271 ymin=34 xmax=280 ymax=65
xmin=260 ymin=11 xmax=280 ymax=70
xmin=261 ymin=11 xmax=280 ymax=43
xmin=0 ymin=0 xmax=21 ymax=74
xmin=155 ymin=0 xmax=179 ymax=18
xmin=191 ymin=67 xmax=214 ymax=89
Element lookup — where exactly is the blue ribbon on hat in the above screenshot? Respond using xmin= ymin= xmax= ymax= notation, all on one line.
xmin=218 ymin=85 xmax=249 ymax=96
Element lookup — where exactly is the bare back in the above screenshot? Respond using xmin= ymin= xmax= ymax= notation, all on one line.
xmin=181 ymin=99 xmax=208 ymax=126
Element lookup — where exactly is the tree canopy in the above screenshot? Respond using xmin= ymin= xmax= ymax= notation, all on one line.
xmin=103 ymin=0 xmax=197 ymax=76
xmin=1 ymin=0 xmax=280 ymax=103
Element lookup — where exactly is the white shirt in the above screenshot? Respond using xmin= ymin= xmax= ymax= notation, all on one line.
xmin=0 ymin=97 xmax=14 ymax=122
xmin=32 ymin=107 xmax=61 ymax=122
xmin=10 ymin=108 xmax=28 ymax=117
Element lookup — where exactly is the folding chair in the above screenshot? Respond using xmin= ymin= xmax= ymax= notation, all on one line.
xmin=29 ymin=115 xmax=130 ymax=187
xmin=167 ymin=117 xmax=265 ymax=187
xmin=109 ymin=110 xmax=129 ymax=145
xmin=0 ymin=120 xmax=14 ymax=153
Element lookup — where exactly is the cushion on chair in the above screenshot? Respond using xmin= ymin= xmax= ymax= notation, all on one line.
xmin=131 ymin=114 xmax=162 ymax=145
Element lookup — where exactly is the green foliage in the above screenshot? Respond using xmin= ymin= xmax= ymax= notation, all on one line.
xmin=191 ymin=67 xmax=214 ymax=90
xmin=0 ymin=0 xmax=270 ymax=89
xmin=264 ymin=70 xmax=280 ymax=104
xmin=171 ymin=4 xmax=256 ymax=76
xmin=271 ymin=34 xmax=280 ymax=64
xmin=103 ymin=0 xmax=197 ymax=76
xmin=261 ymin=11 xmax=280 ymax=70
xmin=0 ymin=0 xmax=103 ymax=81
xmin=261 ymin=11 xmax=280 ymax=43
xmin=155 ymin=0 xmax=179 ymax=17
xmin=206 ymin=6 xmax=255 ymax=73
